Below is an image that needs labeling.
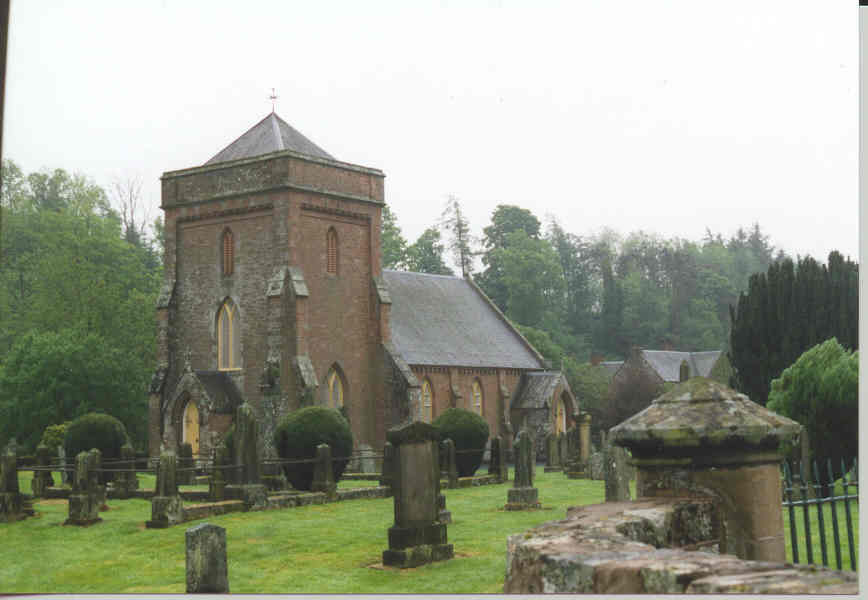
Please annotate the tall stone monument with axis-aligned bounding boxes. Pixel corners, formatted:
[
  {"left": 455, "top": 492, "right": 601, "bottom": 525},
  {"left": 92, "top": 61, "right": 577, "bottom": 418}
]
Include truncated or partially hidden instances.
[
  {"left": 146, "top": 450, "right": 184, "bottom": 528},
  {"left": 505, "top": 430, "right": 540, "bottom": 510}
]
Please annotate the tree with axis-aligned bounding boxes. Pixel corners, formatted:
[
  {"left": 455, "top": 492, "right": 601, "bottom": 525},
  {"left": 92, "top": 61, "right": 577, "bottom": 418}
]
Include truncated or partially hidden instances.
[
  {"left": 729, "top": 252, "right": 858, "bottom": 406},
  {"left": 440, "top": 195, "right": 476, "bottom": 277},
  {"left": 478, "top": 205, "right": 542, "bottom": 310},
  {"left": 381, "top": 203, "right": 408, "bottom": 269},
  {"left": 405, "top": 227, "right": 453, "bottom": 275},
  {"left": 768, "top": 338, "right": 858, "bottom": 491}
]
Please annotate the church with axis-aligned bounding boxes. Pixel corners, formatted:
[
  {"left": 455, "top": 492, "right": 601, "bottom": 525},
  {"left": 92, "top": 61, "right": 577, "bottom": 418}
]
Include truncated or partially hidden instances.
[{"left": 148, "top": 112, "right": 576, "bottom": 463}]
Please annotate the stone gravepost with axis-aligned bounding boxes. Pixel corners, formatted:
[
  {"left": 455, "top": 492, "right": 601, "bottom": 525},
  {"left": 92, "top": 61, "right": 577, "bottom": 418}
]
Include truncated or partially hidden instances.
[
  {"left": 226, "top": 402, "right": 268, "bottom": 511},
  {"left": 544, "top": 432, "right": 560, "bottom": 472},
  {"left": 609, "top": 377, "right": 801, "bottom": 562},
  {"left": 178, "top": 442, "right": 194, "bottom": 486},
  {"left": 31, "top": 443, "right": 55, "bottom": 497},
  {"left": 146, "top": 450, "right": 184, "bottom": 528},
  {"left": 1, "top": 442, "right": 33, "bottom": 522},
  {"left": 603, "top": 435, "right": 631, "bottom": 501},
  {"left": 382, "top": 422, "right": 453, "bottom": 568},
  {"left": 186, "top": 523, "right": 229, "bottom": 593},
  {"left": 311, "top": 443, "right": 337, "bottom": 500},
  {"left": 579, "top": 413, "right": 592, "bottom": 465},
  {"left": 57, "top": 446, "right": 69, "bottom": 485},
  {"left": 113, "top": 443, "right": 139, "bottom": 499},
  {"left": 488, "top": 435, "right": 508, "bottom": 483},
  {"left": 378, "top": 441, "right": 394, "bottom": 491},
  {"left": 441, "top": 438, "right": 458, "bottom": 489},
  {"left": 563, "top": 425, "right": 585, "bottom": 479},
  {"left": 209, "top": 443, "right": 229, "bottom": 502},
  {"left": 65, "top": 449, "right": 103, "bottom": 526},
  {"left": 505, "top": 430, "right": 540, "bottom": 510}
]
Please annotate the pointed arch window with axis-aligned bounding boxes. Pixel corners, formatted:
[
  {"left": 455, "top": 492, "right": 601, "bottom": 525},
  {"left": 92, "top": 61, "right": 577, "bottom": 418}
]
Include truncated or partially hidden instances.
[
  {"left": 422, "top": 379, "right": 433, "bottom": 422},
  {"left": 217, "top": 300, "right": 241, "bottom": 370},
  {"left": 327, "top": 368, "right": 344, "bottom": 409},
  {"left": 326, "top": 227, "right": 338, "bottom": 274},
  {"left": 472, "top": 380, "right": 483, "bottom": 416},
  {"left": 222, "top": 229, "right": 234, "bottom": 276}
]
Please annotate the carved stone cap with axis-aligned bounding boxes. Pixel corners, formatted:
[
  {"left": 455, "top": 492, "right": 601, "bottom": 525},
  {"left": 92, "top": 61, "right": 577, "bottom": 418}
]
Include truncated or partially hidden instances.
[
  {"left": 387, "top": 421, "right": 441, "bottom": 447},
  {"left": 609, "top": 377, "right": 801, "bottom": 457}
]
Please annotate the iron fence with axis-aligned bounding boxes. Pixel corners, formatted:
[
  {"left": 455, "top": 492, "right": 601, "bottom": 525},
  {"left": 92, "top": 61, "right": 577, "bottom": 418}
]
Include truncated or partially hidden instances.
[{"left": 781, "top": 457, "right": 858, "bottom": 571}]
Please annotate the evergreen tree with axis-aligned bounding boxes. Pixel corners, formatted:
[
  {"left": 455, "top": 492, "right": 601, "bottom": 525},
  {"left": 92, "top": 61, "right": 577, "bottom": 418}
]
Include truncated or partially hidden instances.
[
  {"left": 381, "top": 203, "right": 408, "bottom": 269},
  {"left": 440, "top": 195, "right": 476, "bottom": 277},
  {"left": 405, "top": 228, "right": 453, "bottom": 275}
]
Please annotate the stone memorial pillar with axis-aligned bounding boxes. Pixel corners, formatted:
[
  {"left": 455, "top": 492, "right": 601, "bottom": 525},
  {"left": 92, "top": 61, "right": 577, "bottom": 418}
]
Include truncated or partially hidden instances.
[
  {"left": 544, "top": 432, "right": 560, "bottom": 472},
  {"left": 563, "top": 425, "right": 585, "bottom": 479},
  {"left": 311, "top": 444, "right": 336, "bottom": 500},
  {"left": 610, "top": 377, "right": 801, "bottom": 562},
  {"left": 603, "top": 435, "right": 631, "bottom": 502},
  {"left": 382, "top": 422, "right": 453, "bottom": 568},
  {"left": 146, "top": 450, "right": 184, "bottom": 528},
  {"left": 378, "top": 441, "right": 394, "bottom": 491},
  {"left": 113, "top": 443, "right": 139, "bottom": 499},
  {"left": 505, "top": 430, "right": 540, "bottom": 510},
  {"left": 487, "top": 435, "right": 508, "bottom": 483},
  {"left": 178, "top": 442, "right": 194, "bottom": 486},
  {"left": 579, "top": 413, "right": 591, "bottom": 465},
  {"left": 441, "top": 438, "right": 458, "bottom": 489},
  {"left": 65, "top": 449, "right": 103, "bottom": 526},
  {"left": 58, "top": 446, "right": 69, "bottom": 485},
  {"left": 226, "top": 402, "right": 267, "bottom": 510},
  {"left": 31, "top": 443, "right": 55, "bottom": 497},
  {"left": 186, "top": 523, "right": 229, "bottom": 593},
  {"left": 1, "top": 442, "right": 34, "bottom": 522},
  {"left": 209, "top": 443, "right": 229, "bottom": 502}
]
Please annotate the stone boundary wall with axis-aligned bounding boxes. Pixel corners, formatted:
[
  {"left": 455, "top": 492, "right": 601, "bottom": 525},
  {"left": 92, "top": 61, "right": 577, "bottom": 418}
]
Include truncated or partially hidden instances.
[{"left": 504, "top": 498, "right": 857, "bottom": 594}]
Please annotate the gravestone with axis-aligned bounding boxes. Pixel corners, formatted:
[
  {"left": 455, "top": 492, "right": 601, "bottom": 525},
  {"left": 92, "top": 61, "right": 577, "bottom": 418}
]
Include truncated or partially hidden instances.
[
  {"left": 441, "top": 439, "right": 458, "bottom": 489},
  {"left": 226, "top": 402, "right": 267, "bottom": 510},
  {"left": 544, "top": 432, "right": 560, "bottom": 472},
  {"left": 505, "top": 430, "right": 540, "bottom": 510},
  {"left": 113, "top": 443, "right": 139, "bottom": 499},
  {"left": 178, "top": 443, "right": 194, "bottom": 486},
  {"left": 488, "top": 436, "right": 508, "bottom": 483},
  {"left": 603, "top": 439, "right": 631, "bottom": 501},
  {"left": 558, "top": 433, "right": 568, "bottom": 474},
  {"left": 146, "top": 450, "right": 184, "bottom": 528},
  {"left": 311, "top": 443, "right": 337, "bottom": 500},
  {"left": 382, "top": 422, "right": 453, "bottom": 568},
  {"left": 210, "top": 443, "right": 229, "bottom": 501},
  {"left": 563, "top": 425, "right": 585, "bottom": 479},
  {"left": 587, "top": 451, "right": 605, "bottom": 481},
  {"left": 65, "top": 449, "right": 103, "bottom": 526},
  {"left": 58, "top": 446, "right": 69, "bottom": 485},
  {"left": 31, "top": 443, "right": 55, "bottom": 497},
  {"left": 186, "top": 523, "right": 229, "bottom": 593},
  {"left": 1, "top": 440, "right": 34, "bottom": 522},
  {"left": 378, "top": 441, "right": 394, "bottom": 491}
]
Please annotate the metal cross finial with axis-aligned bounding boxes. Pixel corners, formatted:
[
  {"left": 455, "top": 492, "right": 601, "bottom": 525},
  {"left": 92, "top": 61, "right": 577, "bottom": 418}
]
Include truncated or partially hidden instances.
[{"left": 269, "top": 88, "right": 278, "bottom": 113}]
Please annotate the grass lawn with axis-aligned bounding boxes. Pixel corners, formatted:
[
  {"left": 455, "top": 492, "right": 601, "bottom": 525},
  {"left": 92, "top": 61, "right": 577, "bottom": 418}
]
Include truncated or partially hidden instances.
[
  {"left": 3, "top": 468, "right": 603, "bottom": 594},
  {"left": 782, "top": 500, "right": 860, "bottom": 571}
]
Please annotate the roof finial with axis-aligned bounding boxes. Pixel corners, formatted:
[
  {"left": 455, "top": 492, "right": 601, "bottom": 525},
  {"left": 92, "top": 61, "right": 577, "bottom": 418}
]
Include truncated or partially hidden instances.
[{"left": 269, "top": 88, "right": 278, "bottom": 113}]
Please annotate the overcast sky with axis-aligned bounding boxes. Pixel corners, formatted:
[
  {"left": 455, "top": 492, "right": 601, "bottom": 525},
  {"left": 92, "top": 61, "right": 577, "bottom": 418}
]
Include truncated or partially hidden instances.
[{"left": 3, "top": 1, "right": 859, "bottom": 265}]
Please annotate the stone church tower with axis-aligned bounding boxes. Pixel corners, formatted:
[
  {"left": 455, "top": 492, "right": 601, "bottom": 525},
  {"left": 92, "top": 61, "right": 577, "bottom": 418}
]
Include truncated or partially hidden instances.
[
  {"left": 149, "top": 111, "right": 577, "bottom": 463},
  {"left": 149, "top": 112, "right": 396, "bottom": 460}
]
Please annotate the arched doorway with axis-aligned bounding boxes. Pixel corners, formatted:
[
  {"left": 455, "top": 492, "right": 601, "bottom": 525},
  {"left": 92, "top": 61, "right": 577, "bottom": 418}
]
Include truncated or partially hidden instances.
[{"left": 183, "top": 399, "right": 200, "bottom": 455}]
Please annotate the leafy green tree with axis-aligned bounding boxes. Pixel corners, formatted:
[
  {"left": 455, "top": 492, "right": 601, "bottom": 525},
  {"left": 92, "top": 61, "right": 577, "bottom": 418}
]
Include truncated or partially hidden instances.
[
  {"left": 381, "top": 203, "right": 408, "bottom": 269},
  {"left": 478, "top": 204, "right": 542, "bottom": 310},
  {"left": 547, "top": 221, "right": 595, "bottom": 350},
  {"left": 768, "top": 338, "right": 858, "bottom": 490},
  {"left": 0, "top": 329, "right": 148, "bottom": 452},
  {"left": 440, "top": 195, "right": 476, "bottom": 276},
  {"left": 405, "top": 227, "right": 453, "bottom": 275}
]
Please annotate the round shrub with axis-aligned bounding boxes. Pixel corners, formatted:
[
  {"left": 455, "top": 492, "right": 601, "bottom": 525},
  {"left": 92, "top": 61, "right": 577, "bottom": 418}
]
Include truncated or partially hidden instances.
[
  {"left": 64, "top": 412, "right": 130, "bottom": 483},
  {"left": 432, "top": 408, "right": 489, "bottom": 477},
  {"left": 273, "top": 406, "right": 353, "bottom": 491},
  {"left": 40, "top": 422, "right": 70, "bottom": 452}
]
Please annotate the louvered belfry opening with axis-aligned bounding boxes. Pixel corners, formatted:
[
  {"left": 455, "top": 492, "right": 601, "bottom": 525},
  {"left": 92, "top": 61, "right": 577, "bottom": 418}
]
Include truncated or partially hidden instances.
[
  {"left": 327, "top": 227, "right": 338, "bottom": 274},
  {"left": 222, "top": 229, "right": 234, "bottom": 276}
]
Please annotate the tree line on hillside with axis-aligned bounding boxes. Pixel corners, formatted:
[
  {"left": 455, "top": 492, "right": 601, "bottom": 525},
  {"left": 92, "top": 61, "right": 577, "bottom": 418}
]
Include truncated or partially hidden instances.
[{"left": 0, "top": 159, "right": 162, "bottom": 451}]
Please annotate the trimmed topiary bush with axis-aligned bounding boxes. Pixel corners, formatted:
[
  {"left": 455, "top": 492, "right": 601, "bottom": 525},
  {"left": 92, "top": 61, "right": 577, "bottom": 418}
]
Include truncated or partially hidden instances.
[
  {"left": 273, "top": 406, "right": 353, "bottom": 491},
  {"left": 432, "top": 408, "right": 489, "bottom": 477},
  {"left": 40, "top": 422, "right": 70, "bottom": 453},
  {"left": 64, "top": 412, "right": 130, "bottom": 483}
]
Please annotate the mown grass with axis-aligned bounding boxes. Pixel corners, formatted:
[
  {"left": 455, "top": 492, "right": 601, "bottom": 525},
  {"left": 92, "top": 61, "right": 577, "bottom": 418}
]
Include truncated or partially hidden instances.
[
  {"left": 4, "top": 468, "right": 602, "bottom": 594},
  {"left": 782, "top": 498, "right": 859, "bottom": 571}
]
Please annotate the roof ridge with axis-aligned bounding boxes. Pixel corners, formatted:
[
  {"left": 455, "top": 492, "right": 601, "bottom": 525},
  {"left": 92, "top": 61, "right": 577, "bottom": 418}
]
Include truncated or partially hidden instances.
[{"left": 384, "top": 269, "right": 461, "bottom": 280}]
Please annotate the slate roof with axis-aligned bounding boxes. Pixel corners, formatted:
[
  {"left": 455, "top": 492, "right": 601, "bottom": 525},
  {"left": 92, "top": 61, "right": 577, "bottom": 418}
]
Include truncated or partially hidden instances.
[
  {"left": 205, "top": 112, "right": 334, "bottom": 165},
  {"left": 194, "top": 370, "right": 245, "bottom": 414},
  {"left": 640, "top": 350, "right": 723, "bottom": 382},
  {"left": 383, "top": 270, "right": 545, "bottom": 369},
  {"left": 599, "top": 361, "right": 624, "bottom": 378},
  {"left": 512, "top": 371, "right": 570, "bottom": 410}
]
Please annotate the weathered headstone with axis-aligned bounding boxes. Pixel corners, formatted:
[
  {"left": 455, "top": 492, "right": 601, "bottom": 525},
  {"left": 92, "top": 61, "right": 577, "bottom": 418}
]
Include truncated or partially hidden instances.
[
  {"left": 226, "top": 402, "right": 267, "bottom": 510},
  {"left": 563, "top": 425, "right": 585, "bottom": 479},
  {"left": 146, "top": 450, "right": 184, "bottom": 528},
  {"left": 441, "top": 438, "right": 458, "bottom": 489},
  {"left": 1, "top": 441, "right": 34, "bottom": 522},
  {"left": 65, "top": 449, "right": 103, "bottom": 526},
  {"left": 587, "top": 451, "right": 605, "bottom": 480},
  {"left": 544, "top": 432, "right": 560, "bottom": 472},
  {"left": 603, "top": 439, "right": 631, "bottom": 502},
  {"left": 487, "top": 435, "right": 508, "bottom": 482},
  {"left": 186, "top": 523, "right": 229, "bottom": 593},
  {"left": 112, "top": 443, "right": 139, "bottom": 499},
  {"left": 31, "top": 443, "right": 55, "bottom": 497},
  {"left": 382, "top": 422, "right": 453, "bottom": 568},
  {"left": 209, "top": 443, "right": 229, "bottom": 502},
  {"left": 311, "top": 443, "right": 337, "bottom": 500},
  {"left": 505, "top": 430, "right": 540, "bottom": 510},
  {"left": 58, "top": 445, "right": 69, "bottom": 485},
  {"left": 178, "top": 442, "right": 194, "bottom": 486},
  {"left": 378, "top": 441, "right": 394, "bottom": 491}
]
